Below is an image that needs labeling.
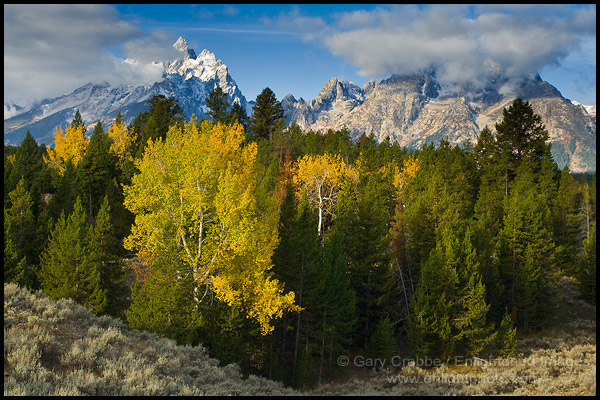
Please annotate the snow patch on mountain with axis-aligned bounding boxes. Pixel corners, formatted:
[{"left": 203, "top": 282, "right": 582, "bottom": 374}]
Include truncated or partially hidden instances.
[{"left": 571, "top": 100, "right": 596, "bottom": 118}]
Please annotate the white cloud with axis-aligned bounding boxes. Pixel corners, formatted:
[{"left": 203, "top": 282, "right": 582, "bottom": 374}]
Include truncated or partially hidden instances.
[
  {"left": 278, "top": 4, "right": 596, "bottom": 94},
  {"left": 262, "top": 5, "right": 329, "bottom": 40},
  {"left": 3, "top": 4, "right": 171, "bottom": 108},
  {"left": 3, "top": 4, "right": 595, "bottom": 110},
  {"left": 120, "top": 29, "right": 182, "bottom": 63}
]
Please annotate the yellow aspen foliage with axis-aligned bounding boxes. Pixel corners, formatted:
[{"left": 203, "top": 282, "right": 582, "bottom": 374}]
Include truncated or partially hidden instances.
[
  {"left": 393, "top": 154, "right": 420, "bottom": 189},
  {"left": 293, "top": 153, "right": 358, "bottom": 235},
  {"left": 123, "top": 119, "right": 299, "bottom": 335},
  {"left": 44, "top": 124, "right": 88, "bottom": 174},
  {"left": 108, "top": 118, "right": 136, "bottom": 167},
  {"left": 354, "top": 153, "right": 367, "bottom": 175},
  {"left": 5, "top": 153, "right": 16, "bottom": 168}
]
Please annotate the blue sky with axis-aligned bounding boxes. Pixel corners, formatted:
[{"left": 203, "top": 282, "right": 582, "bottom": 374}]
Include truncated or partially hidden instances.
[{"left": 4, "top": 4, "right": 596, "bottom": 114}]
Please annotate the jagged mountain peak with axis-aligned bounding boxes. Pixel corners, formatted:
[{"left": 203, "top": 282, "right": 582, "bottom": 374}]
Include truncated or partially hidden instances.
[
  {"left": 173, "top": 36, "right": 187, "bottom": 50},
  {"left": 197, "top": 48, "right": 218, "bottom": 62},
  {"left": 162, "top": 38, "right": 229, "bottom": 84},
  {"left": 282, "top": 93, "right": 296, "bottom": 103},
  {"left": 379, "top": 70, "right": 440, "bottom": 95},
  {"left": 315, "top": 78, "right": 363, "bottom": 104},
  {"left": 173, "top": 36, "right": 196, "bottom": 59}
]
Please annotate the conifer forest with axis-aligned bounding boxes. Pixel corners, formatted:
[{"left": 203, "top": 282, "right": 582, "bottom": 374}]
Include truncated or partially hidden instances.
[{"left": 4, "top": 90, "right": 596, "bottom": 390}]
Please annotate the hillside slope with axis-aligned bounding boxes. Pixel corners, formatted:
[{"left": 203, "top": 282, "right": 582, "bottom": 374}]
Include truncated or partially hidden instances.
[
  {"left": 3, "top": 283, "right": 298, "bottom": 396},
  {"left": 4, "top": 277, "right": 595, "bottom": 396}
]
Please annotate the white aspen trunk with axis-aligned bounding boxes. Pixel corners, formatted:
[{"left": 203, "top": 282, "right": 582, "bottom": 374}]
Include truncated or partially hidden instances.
[
  {"left": 318, "top": 206, "right": 323, "bottom": 236},
  {"left": 317, "top": 184, "right": 323, "bottom": 236}
]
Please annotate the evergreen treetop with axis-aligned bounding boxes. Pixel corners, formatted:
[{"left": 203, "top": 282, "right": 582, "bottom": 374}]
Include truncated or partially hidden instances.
[{"left": 249, "top": 87, "right": 285, "bottom": 141}]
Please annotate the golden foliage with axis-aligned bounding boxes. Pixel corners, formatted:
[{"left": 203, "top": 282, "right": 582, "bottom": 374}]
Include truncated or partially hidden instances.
[
  {"left": 393, "top": 154, "right": 420, "bottom": 189},
  {"left": 5, "top": 153, "right": 16, "bottom": 168},
  {"left": 123, "top": 120, "right": 298, "bottom": 334},
  {"left": 43, "top": 125, "right": 88, "bottom": 174},
  {"left": 292, "top": 153, "right": 358, "bottom": 234},
  {"left": 108, "top": 119, "right": 136, "bottom": 167},
  {"left": 294, "top": 153, "right": 358, "bottom": 192}
]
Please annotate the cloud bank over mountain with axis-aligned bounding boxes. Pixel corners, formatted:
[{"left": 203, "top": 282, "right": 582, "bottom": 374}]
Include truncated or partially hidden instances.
[
  {"left": 3, "top": 4, "right": 178, "bottom": 109},
  {"left": 269, "top": 4, "right": 596, "bottom": 96}
]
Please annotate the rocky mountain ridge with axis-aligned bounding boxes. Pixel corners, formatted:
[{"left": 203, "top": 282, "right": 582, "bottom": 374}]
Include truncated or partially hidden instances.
[{"left": 282, "top": 72, "right": 596, "bottom": 172}]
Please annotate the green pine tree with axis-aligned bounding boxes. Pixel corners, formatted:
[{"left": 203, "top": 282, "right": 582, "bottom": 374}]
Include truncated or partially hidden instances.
[
  {"left": 70, "top": 109, "right": 86, "bottom": 133},
  {"left": 494, "top": 308, "right": 517, "bottom": 358},
  {"left": 577, "top": 222, "right": 596, "bottom": 304},
  {"left": 228, "top": 101, "right": 248, "bottom": 129},
  {"left": 86, "top": 195, "right": 128, "bottom": 317},
  {"left": 248, "top": 87, "right": 284, "bottom": 141},
  {"left": 48, "top": 157, "right": 79, "bottom": 220},
  {"left": 472, "top": 129, "right": 507, "bottom": 323},
  {"left": 6, "top": 179, "right": 35, "bottom": 262},
  {"left": 4, "top": 207, "right": 26, "bottom": 286},
  {"left": 39, "top": 197, "right": 106, "bottom": 313},
  {"left": 205, "top": 87, "right": 230, "bottom": 123},
  {"left": 407, "top": 243, "right": 456, "bottom": 361},
  {"left": 332, "top": 172, "right": 394, "bottom": 347},
  {"left": 295, "top": 343, "right": 318, "bottom": 390},
  {"left": 453, "top": 228, "right": 497, "bottom": 357},
  {"left": 77, "top": 121, "right": 119, "bottom": 223},
  {"left": 135, "top": 95, "right": 184, "bottom": 157},
  {"left": 306, "top": 234, "right": 357, "bottom": 384},
  {"left": 287, "top": 192, "right": 322, "bottom": 381},
  {"left": 5, "top": 131, "right": 50, "bottom": 208},
  {"left": 32, "top": 207, "right": 54, "bottom": 284},
  {"left": 5, "top": 179, "right": 37, "bottom": 288},
  {"left": 368, "top": 316, "right": 397, "bottom": 368},
  {"left": 125, "top": 249, "right": 202, "bottom": 344},
  {"left": 494, "top": 97, "right": 549, "bottom": 181},
  {"left": 497, "top": 163, "right": 555, "bottom": 331},
  {"left": 553, "top": 166, "right": 582, "bottom": 276}
]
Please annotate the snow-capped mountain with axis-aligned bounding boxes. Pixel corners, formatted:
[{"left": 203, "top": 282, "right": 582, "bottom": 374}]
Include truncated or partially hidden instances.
[
  {"left": 282, "top": 72, "right": 596, "bottom": 173},
  {"left": 4, "top": 37, "right": 250, "bottom": 146}
]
